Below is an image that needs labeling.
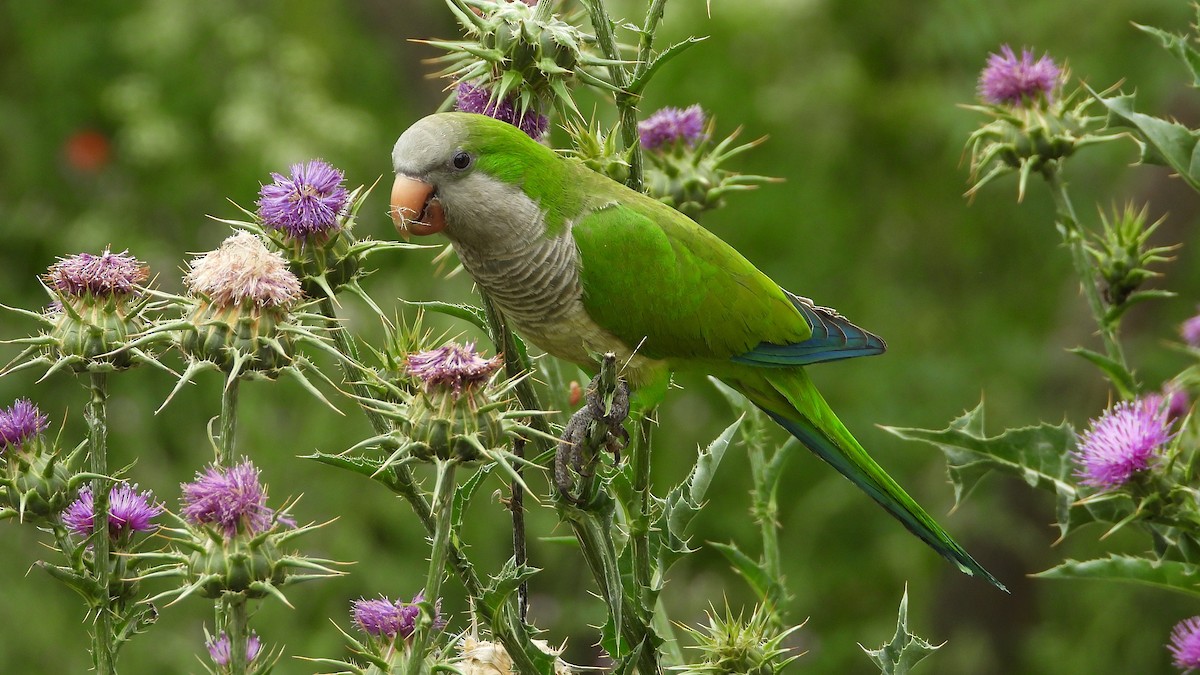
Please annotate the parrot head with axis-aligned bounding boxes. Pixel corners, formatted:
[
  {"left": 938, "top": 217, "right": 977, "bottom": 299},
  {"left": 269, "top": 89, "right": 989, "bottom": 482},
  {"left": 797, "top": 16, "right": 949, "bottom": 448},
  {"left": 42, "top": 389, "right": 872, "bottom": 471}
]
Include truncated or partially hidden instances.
[{"left": 389, "top": 113, "right": 560, "bottom": 247}]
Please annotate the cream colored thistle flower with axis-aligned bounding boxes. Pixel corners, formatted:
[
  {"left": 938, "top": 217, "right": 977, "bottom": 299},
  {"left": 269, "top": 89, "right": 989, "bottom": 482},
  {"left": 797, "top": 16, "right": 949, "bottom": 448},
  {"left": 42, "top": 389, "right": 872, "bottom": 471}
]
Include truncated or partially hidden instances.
[{"left": 457, "top": 637, "right": 573, "bottom": 674}]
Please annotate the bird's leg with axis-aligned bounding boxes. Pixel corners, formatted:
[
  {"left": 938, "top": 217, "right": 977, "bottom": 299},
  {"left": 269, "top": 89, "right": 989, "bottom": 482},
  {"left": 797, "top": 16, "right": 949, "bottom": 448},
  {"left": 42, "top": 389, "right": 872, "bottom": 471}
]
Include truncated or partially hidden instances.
[{"left": 554, "top": 354, "right": 630, "bottom": 504}]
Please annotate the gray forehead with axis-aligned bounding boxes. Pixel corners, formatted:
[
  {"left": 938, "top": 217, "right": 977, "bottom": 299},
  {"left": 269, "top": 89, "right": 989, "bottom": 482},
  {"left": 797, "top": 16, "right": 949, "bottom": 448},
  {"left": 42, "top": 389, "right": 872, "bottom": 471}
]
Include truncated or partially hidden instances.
[{"left": 391, "top": 115, "right": 461, "bottom": 175}]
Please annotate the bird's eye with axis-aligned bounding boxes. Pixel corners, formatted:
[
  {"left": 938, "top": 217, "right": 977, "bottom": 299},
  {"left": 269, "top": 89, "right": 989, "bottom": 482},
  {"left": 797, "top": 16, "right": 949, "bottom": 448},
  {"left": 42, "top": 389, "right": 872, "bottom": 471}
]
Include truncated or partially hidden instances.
[{"left": 451, "top": 151, "right": 473, "bottom": 171}]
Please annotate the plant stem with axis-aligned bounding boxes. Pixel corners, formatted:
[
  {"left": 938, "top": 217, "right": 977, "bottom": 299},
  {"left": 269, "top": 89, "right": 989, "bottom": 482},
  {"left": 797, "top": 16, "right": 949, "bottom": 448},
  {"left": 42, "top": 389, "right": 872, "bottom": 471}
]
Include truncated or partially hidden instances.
[
  {"left": 1043, "top": 166, "right": 1129, "bottom": 375},
  {"left": 219, "top": 378, "right": 240, "bottom": 466},
  {"left": 479, "top": 292, "right": 550, "bottom": 622},
  {"left": 407, "top": 459, "right": 457, "bottom": 674},
  {"left": 315, "top": 296, "right": 551, "bottom": 672},
  {"left": 227, "top": 593, "right": 250, "bottom": 675},
  {"left": 580, "top": 0, "right": 647, "bottom": 192},
  {"left": 85, "top": 371, "right": 116, "bottom": 675},
  {"left": 629, "top": 413, "right": 654, "bottom": 609}
]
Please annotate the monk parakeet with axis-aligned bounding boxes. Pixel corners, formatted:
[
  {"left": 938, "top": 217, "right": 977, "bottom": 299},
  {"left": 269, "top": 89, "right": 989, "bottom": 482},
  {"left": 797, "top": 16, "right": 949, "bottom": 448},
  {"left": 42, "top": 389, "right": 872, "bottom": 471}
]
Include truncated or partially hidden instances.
[{"left": 389, "top": 112, "right": 1005, "bottom": 591}]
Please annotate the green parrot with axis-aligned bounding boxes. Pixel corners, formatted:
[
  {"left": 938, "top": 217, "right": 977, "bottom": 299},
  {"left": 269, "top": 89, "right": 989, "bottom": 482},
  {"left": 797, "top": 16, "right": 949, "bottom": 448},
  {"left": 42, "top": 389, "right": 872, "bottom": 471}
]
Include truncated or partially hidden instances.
[{"left": 389, "top": 112, "right": 1005, "bottom": 591}]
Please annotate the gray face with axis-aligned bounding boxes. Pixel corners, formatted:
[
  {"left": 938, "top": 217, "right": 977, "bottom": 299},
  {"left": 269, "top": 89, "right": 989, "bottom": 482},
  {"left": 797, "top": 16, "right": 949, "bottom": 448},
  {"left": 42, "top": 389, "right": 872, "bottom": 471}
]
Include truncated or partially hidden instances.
[
  {"left": 390, "top": 114, "right": 544, "bottom": 249},
  {"left": 391, "top": 114, "right": 465, "bottom": 180}
]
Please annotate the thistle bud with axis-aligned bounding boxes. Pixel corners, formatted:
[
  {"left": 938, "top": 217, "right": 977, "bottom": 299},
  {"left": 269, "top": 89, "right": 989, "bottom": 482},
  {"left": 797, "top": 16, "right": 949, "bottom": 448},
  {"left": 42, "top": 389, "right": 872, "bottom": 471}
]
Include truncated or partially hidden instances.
[
  {"left": 0, "top": 398, "right": 81, "bottom": 521},
  {"left": 430, "top": 0, "right": 625, "bottom": 125},
  {"left": 963, "top": 46, "right": 1119, "bottom": 200},
  {"left": 1084, "top": 203, "right": 1174, "bottom": 308},
  {"left": 403, "top": 343, "right": 507, "bottom": 462},
  {"left": 139, "top": 460, "right": 342, "bottom": 605},
  {"left": 639, "top": 105, "right": 777, "bottom": 217},
  {"left": 181, "top": 232, "right": 302, "bottom": 376},
  {"left": 563, "top": 117, "right": 631, "bottom": 184},
  {"left": 672, "top": 604, "right": 801, "bottom": 675},
  {"left": 42, "top": 249, "right": 152, "bottom": 370}
]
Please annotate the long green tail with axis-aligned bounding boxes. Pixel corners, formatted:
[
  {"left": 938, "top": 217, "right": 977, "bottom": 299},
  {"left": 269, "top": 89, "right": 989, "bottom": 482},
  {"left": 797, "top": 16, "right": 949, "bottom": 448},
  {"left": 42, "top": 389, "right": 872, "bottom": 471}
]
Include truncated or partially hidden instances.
[{"left": 729, "top": 368, "right": 1007, "bottom": 592}]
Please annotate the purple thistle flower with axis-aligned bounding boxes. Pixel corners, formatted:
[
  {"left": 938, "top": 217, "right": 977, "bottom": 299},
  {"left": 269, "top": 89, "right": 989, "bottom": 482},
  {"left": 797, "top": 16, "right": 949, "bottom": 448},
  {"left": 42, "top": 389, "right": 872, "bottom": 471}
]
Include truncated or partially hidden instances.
[
  {"left": 1182, "top": 310, "right": 1200, "bottom": 348},
  {"left": 1142, "top": 387, "right": 1190, "bottom": 423},
  {"left": 455, "top": 82, "right": 549, "bottom": 139},
  {"left": 0, "top": 398, "right": 49, "bottom": 451},
  {"left": 181, "top": 460, "right": 289, "bottom": 537},
  {"left": 977, "top": 45, "right": 1061, "bottom": 106},
  {"left": 1170, "top": 617, "right": 1200, "bottom": 672},
  {"left": 62, "top": 484, "right": 163, "bottom": 538},
  {"left": 206, "top": 631, "right": 262, "bottom": 667},
  {"left": 352, "top": 597, "right": 404, "bottom": 638},
  {"left": 406, "top": 342, "right": 502, "bottom": 397},
  {"left": 352, "top": 593, "right": 444, "bottom": 640},
  {"left": 185, "top": 232, "right": 302, "bottom": 309},
  {"left": 44, "top": 249, "right": 148, "bottom": 298},
  {"left": 1073, "top": 400, "right": 1173, "bottom": 489},
  {"left": 256, "top": 159, "right": 349, "bottom": 239},
  {"left": 399, "top": 592, "right": 445, "bottom": 638},
  {"left": 638, "top": 105, "right": 707, "bottom": 152}
]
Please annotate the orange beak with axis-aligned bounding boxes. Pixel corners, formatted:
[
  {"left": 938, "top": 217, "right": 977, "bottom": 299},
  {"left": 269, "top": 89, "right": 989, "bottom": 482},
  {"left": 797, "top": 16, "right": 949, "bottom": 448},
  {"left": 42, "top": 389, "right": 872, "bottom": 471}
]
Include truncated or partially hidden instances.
[{"left": 390, "top": 175, "right": 446, "bottom": 238}]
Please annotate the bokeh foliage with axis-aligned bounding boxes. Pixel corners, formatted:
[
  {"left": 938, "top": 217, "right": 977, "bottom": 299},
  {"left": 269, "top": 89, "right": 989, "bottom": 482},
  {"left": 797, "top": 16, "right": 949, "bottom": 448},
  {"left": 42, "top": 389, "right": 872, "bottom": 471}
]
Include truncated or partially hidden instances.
[{"left": 0, "top": 0, "right": 1196, "bottom": 672}]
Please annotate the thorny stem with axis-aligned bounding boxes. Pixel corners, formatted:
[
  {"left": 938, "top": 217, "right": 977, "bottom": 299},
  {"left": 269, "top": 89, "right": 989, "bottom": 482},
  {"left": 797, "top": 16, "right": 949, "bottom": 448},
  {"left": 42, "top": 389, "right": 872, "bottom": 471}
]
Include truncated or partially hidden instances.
[
  {"left": 407, "top": 459, "right": 457, "bottom": 674},
  {"left": 218, "top": 378, "right": 239, "bottom": 466},
  {"left": 1043, "top": 165, "right": 1131, "bottom": 380},
  {"left": 227, "top": 594, "right": 250, "bottom": 675},
  {"left": 316, "top": 296, "right": 549, "bottom": 673},
  {"left": 629, "top": 413, "right": 655, "bottom": 614},
  {"left": 85, "top": 371, "right": 116, "bottom": 675},
  {"left": 580, "top": 0, "right": 644, "bottom": 192},
  {"left": 748, "top": 437, "right": 789, "bottom": 619},
  {"left": 480, "top": 292, "right": 548, "bottom": 622}
]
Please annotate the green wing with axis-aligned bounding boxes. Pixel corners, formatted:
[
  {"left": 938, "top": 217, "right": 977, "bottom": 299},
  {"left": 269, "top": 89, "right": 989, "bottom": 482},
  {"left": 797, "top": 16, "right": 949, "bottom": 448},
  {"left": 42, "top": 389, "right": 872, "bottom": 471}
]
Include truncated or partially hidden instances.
[{"left": 571, "top": 194, "right": 810, "bottom": 362}]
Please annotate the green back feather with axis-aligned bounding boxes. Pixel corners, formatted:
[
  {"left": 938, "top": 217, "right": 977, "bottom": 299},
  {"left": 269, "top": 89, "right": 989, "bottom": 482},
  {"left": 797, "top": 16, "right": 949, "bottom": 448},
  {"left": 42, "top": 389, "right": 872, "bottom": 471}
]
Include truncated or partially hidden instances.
[{"left": 569, "top": 181, "right": 812, "bottom": 361}]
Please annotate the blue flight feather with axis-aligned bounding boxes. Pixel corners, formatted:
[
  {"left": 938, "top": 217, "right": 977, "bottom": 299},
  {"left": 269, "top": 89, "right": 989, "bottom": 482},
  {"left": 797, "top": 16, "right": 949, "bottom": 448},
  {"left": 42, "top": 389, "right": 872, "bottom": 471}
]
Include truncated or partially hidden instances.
[{"left": 731, "top": 291, "right": 886, "bottom": 367}]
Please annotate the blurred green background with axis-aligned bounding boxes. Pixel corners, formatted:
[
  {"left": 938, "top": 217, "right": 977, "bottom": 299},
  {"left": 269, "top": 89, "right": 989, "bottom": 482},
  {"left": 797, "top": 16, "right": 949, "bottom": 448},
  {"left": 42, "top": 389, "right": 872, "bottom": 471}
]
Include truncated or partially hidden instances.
[{"left": 1, "top": 0, "right": 1197, "bottom": 672}]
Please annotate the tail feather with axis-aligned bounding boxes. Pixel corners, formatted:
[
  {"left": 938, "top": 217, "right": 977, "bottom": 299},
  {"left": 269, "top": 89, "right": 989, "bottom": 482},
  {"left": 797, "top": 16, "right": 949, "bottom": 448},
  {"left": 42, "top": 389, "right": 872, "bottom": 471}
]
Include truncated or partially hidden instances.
[{"left": 731, "top": 369, "right": 1007, "bottom": 592}]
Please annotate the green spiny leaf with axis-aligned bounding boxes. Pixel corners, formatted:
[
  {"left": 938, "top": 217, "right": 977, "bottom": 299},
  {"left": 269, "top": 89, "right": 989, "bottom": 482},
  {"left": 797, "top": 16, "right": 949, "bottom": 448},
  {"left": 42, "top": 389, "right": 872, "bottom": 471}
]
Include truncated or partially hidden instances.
[
  {"left": 1034, "top": 554, "right": 1200, "bottom": 598},
  {"left": 1093, "top": 92, "right": 1200, "bottom": 192},
  {"left": 882, "top": 400, "right": 1120, "bottom": 538},
  {"left": 708, "top": 540, "right": 774, "bottom": 601},
  {"left": 1134, "top": 22, "right": 1200, "bottom": 88},
  {"left": 660, "top": 416, "right": 741, "bottom": 572},
  {"left": 1068, "top": 347, "right": 1136, "bottom": 398},
  {"left": 860, "top": 587, "right": 942, "bottom": 675}
]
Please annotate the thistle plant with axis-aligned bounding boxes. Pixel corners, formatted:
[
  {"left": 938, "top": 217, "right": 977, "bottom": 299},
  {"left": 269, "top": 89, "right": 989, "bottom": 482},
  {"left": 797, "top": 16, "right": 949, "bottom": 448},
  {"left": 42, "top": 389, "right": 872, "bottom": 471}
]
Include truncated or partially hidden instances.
[
  {"left": 0, "top": 2, "right": 963, "bottom": 674},
  {"left": 0, "top": 398, "right": 84, "bottom": 523},
  {"left": 672, "top": 603, "right": 801, "bottom": 675},
  {"left": 637, "top": 105, "right": 778, "bottom": 217},
  {"left": 891, "top": 10, "right": 1200, "bottom": 671}
]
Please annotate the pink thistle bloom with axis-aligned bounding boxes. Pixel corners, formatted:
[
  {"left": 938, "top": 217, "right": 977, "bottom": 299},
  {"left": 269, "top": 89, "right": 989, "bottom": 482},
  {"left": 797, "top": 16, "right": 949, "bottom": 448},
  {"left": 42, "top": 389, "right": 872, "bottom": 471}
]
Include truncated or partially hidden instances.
[
  {"left": 181, "top": 460, "right": 290, "bottom": 537},
  {"left": 0, "top": 399, "right": 49, "bottom": 451},
  {"left": 638, "top": 105, "right": 707, "bottom": 151},
  {"left": 1182, "top": 310, "right": 1200, "bottom": 348},
  {"left": 206, "top": 631, "right": 262, "bottom": 667},
  {"left": 185, "top": 232, "right": 302, "bottom": 309},
  {"left": 977, "top": 45, "right": 1061, "bottom": 106},
  {"left": 1073, "top": 400, "right": 1173, "bottom": 489},
  {"left": 455, "top": 82, "right": 549, "bottom": 139},
  {"left": 1170, "top": 617, "right": 1200, "bottom": 672},
  {"left": 406, "top": 342, "right": 502, "bottom": 397},
  {"left": 351, "top": 593, "right": 443, "bottom": 640},
  {"left": 352, "top": 597, "right": 404, "bottom": 638},
  {"left": 62, "top": 484, "right": 163, "bottom": 538},
  {"left": 257, "top": 159, "right": 349, "bottom": 239},
  {"left": 44, "top": 249, "right": 148, "bottom": 298}
]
